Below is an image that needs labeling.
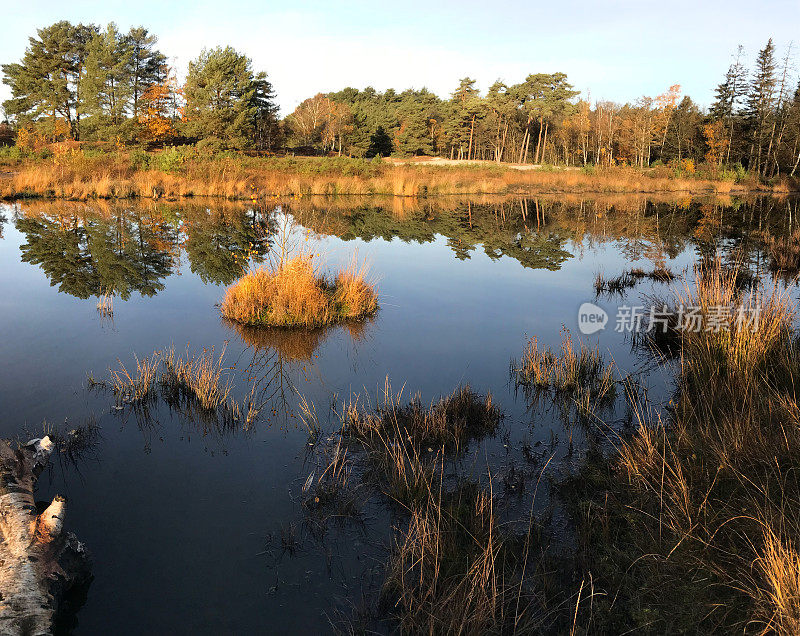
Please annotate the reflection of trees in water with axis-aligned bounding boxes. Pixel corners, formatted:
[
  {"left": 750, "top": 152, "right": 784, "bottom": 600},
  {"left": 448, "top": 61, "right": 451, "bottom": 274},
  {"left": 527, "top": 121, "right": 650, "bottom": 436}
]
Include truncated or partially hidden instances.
[
  {"left": 287, "top": 195, "right": 800, "bottom": 276},
  {"left": 16, "top": 209, "right": 177, "bottom": 299},
  {"left": 226, "top": 317, "right": 374, "bottom": 424},
  {"left": 13, "top": 202, "right": 277, "bottom": 300},
  {"left": 181, "top": 205, "right": 274, "bottom": 285},
  {"left": 13, "top": 196, "right": 799, "bottom": 303}
]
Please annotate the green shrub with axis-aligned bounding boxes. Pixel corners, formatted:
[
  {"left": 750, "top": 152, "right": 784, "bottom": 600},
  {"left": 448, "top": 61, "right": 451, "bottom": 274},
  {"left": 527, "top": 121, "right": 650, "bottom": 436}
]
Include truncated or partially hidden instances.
[
  {"left": 0, "top": 145, "right": 25, "bottom": 163},
  {"left": 155, "top": 146, "right": 186, "bottom": 173},
  {"left": 129, "top": 149, "right": 151, "bottom": 171}
]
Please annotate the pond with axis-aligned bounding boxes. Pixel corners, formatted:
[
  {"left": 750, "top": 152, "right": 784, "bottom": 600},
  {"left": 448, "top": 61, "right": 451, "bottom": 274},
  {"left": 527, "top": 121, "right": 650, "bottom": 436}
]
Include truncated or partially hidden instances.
[{"left": 0, "top": 194, "right": 796, "bottom": 633}]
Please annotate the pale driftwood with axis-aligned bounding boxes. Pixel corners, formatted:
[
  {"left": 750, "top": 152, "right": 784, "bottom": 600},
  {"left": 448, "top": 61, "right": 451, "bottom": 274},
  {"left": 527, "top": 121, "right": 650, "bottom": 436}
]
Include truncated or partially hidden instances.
[{"left": 0, "top": 437, "right": 90, "bottom": 635}]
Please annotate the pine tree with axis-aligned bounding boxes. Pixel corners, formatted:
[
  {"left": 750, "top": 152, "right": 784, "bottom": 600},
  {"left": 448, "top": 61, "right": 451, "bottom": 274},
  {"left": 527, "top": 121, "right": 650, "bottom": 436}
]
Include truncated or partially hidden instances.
[
  {"left": 81, "top": 23, "right": 134, "bottom": 140},
  {"left": 124, "top": 27, "right": 166, "bottom": 119},
  {"left": 252, "top": 72, "right": 280, "bottom": 151},
  {"left": 710, "top": 45, "right": 747, "bottom": 164},
  {"left": 2, "top": 21, "right": 97, "bottom": 140},
  {"left": 183, "top": 46, "right": 265, "bottom": 150},
  {"left": 366, "top": 126, "right": 393, "bottom": 157},
  {"left": 746, "top": 39, "right": 777, "bottom": 175}
]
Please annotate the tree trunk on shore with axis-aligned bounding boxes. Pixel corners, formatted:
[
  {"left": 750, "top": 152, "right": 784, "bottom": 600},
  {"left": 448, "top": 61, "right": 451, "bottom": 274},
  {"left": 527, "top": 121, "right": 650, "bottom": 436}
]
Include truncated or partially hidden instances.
[{"left": 0, "top": 437, "right": 91, "bottom": 635}]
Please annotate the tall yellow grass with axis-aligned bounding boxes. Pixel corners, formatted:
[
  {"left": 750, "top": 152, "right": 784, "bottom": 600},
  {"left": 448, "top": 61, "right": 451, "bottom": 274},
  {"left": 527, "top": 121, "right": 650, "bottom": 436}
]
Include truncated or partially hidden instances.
[
  {"left": 605, "top": 260, "right": 800, "bottom": 632},
  {"left": 0, "top": 153, "right": 786, "bottom": 200},
  {"left": 221, "top": 255, "right": 377, "bottom": 328}
]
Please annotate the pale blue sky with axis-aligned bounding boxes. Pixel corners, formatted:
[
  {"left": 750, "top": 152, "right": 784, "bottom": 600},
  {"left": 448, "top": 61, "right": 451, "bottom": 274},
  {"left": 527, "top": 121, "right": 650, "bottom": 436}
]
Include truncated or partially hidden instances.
[{"left": 1, "top": 0, "right": 798, "bottom": 115}]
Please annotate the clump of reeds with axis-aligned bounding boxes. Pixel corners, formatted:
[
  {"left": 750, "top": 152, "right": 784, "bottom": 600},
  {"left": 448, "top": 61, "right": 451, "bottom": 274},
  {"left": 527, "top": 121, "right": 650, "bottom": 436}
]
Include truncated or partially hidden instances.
[
  {"left": 512, "top": 332, "right": 616, "bottom": 416},
  {"left": 763, "top": 230, "right": 800, "bottom": 279},
  {"left": 340, "top": 379, "right": 500, "bottom": 449},
  {"left": 382, "top": 481, "right": 545, "bottom": 634},
  {"left": 97, "top": 343, "right": 259, "bottom": 429},
  {"left": 220, "top": 255, "right": 378, "bottom": 328},
  {"left": 96, "top": 290, "right": 114, "bottom": 318},
  {"left": 594, "top": 265, "right": 676, "bottom": 297},
  {"left": 161, "top": 344, "right": 233, "bottom": 411},
  {"left": 107, "top": 352, "right": 161, "bottom": 403}
]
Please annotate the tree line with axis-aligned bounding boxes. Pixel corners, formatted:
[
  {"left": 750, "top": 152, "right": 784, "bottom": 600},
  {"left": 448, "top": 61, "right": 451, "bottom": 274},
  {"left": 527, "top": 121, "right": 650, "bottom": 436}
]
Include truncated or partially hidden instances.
[{"left": 3, "top": 22, "right": 800, "bottom": 176}]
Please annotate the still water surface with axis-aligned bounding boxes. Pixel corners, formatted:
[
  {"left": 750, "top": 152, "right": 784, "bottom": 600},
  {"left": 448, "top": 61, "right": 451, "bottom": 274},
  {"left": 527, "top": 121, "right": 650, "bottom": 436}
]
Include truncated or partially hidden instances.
[{"left": 0, "top": 195, "right": 793, "bottom": 633}]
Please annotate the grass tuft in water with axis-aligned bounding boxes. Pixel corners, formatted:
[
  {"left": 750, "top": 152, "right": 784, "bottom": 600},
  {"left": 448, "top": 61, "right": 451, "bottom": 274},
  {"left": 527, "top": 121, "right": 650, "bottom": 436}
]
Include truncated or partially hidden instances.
[
  {"left": 220, "top": 254, "right": 378, "bottom": 328},
  {"left": 512, "top": 331, "right": 616, "bottom": 417}
]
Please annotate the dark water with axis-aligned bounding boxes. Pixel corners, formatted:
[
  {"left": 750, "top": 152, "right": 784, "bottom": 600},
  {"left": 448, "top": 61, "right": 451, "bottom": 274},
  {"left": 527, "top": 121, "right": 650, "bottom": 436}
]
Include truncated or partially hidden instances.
[{"left": 0, "top": 195, "right": 795, "bottom": 634}]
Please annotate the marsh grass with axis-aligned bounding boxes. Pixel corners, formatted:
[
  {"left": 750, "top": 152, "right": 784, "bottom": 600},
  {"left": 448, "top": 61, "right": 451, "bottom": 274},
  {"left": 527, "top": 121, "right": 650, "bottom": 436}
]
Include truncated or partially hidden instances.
[
  {"left": 512, "top": 332, "right": 616, "bottom": 418},
  {"left": 382, "top": 480, "right": 547, "bottom": 634},
  {"left": 220, "top": 255, "right": 378, "bottom": 328},
  {"left": 569, "top": 259, "right": 800, "bottom": 633},
  {"left": 300, "top": 380, "right": 500, "bottom": 515},
  {"left": 97, "top": 343, "right": 259, "bottom": 428},
  {"left": 339, "top": 378, "right": 501, "bottom": 450},
  {"left": 1, "top": 153, "right": 779, "bottom": 200},
  {"left": 296, "top": 380, "right": 565, "bottom": 634},
  {"left": 107, "top": 351, "right": 161, "bottom": 403},
  {"left": 763, "top": 229, "right": 800, "bottom": 280},
  {"left": 161, "top": 344, "right": 234, "bottom": 411},
  {"left": 594, "top": 266, "right": 676, "bottom": 297},
  {"left": 96, "top": 290, "right": 114, "bottom": 317}
]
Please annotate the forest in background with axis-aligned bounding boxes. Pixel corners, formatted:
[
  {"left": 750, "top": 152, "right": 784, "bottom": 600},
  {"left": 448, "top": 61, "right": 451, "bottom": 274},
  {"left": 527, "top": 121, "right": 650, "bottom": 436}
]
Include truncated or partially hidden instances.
[{"left": 2, "top": 21, "right": 800, "bottom": 179}]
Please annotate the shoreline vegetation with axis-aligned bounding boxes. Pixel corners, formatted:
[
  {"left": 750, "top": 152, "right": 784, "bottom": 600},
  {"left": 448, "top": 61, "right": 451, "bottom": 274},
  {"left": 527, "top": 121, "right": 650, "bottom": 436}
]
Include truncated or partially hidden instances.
[
  {"left": 296, "top": 260, "right": 800, "bottom": 632},
  {"left": 0, "top": 153, "right": 796, "bottom": 200}
]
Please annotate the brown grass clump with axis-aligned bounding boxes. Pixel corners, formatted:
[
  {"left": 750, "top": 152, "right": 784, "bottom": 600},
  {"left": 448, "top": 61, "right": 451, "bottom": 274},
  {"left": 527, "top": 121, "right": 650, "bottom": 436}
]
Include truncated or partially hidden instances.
[
  {"left": 512, "top": 332, "right": 616, "bottom": 417},
  {"left": 593, "top": 265, "right": 676, "bottom": 297},
  {"left": 96, "top": 343, "right": 259, "bottom": 428},
  {"left": 383, "top": 482, "right": 545, "bottom": 634},
  {"left": 220, "top": 255, "right": 377, "bottom": 328},
  {"left": 161, "top": 344, "right": 234, "bottom": 411},
  {"left": 107, "top": 352, "right": 161, "bottom": 403},
  {"left": 340, "top": 379, "right": 500, "bottom": 449}
]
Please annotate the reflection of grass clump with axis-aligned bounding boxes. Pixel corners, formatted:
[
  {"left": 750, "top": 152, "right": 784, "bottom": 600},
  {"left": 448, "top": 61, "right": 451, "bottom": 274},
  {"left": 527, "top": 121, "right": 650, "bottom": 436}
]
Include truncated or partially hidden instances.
[
  {"left": 594, "top": 265, "right": 675, "bottom": 296},
  {"left": 220, "top": 255, "right": 378, "bottom": 328}
]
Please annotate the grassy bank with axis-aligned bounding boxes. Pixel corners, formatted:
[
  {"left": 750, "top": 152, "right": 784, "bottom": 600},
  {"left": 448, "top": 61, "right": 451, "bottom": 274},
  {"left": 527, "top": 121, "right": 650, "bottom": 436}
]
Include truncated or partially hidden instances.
[
  {"left": 566, "top": 261, "right": 800, "bottom": 633},
  {"left": 0, "top": 150, "right": 794, "bottom": 199}
]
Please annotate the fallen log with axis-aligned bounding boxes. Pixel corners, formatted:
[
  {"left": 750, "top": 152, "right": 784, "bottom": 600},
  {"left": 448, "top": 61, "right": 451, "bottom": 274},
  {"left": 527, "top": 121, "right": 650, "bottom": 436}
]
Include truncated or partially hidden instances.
[{"left": 0, "top": 437, "right": 91, "bottom": 635}]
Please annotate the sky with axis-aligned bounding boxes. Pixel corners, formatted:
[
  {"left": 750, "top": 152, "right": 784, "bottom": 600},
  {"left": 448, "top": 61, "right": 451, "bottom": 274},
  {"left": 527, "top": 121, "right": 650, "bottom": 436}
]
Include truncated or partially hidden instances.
[{"left": 1, "top": 0, "right": 798, "bottom": 116}]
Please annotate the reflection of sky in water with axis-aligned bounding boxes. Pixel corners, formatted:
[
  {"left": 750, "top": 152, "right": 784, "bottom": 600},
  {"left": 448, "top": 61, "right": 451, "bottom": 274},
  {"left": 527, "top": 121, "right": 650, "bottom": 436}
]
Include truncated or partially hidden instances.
[{"left": 0, "top": 197, "right": 794, "bottom": 633}]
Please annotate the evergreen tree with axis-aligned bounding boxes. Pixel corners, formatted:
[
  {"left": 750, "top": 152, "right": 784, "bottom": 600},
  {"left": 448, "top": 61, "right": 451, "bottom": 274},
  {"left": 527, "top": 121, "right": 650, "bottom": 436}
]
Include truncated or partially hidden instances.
[
  {"left": 746, "top": 39, "right": 777, "bottom": 175},
  {"left": 124, "top": 27, "right": 166, "bottom": 119},
  {"left": 252, "top": 72, "right": 281, "bottom": 151},
  {"left": 2, "top": 21, "right": 97, "bottom": 140},
  {"left": 81, "top": 23, "right": 134, "bottom": 140},
  {"left": 183, "top": 46, "right": 266, "bottom": 149},
  {"left": 710, "top": 46, "right": 748, "bottom": 164},
  {"left": 366, "top": 126, "right": 393, "bottom": 157}
]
